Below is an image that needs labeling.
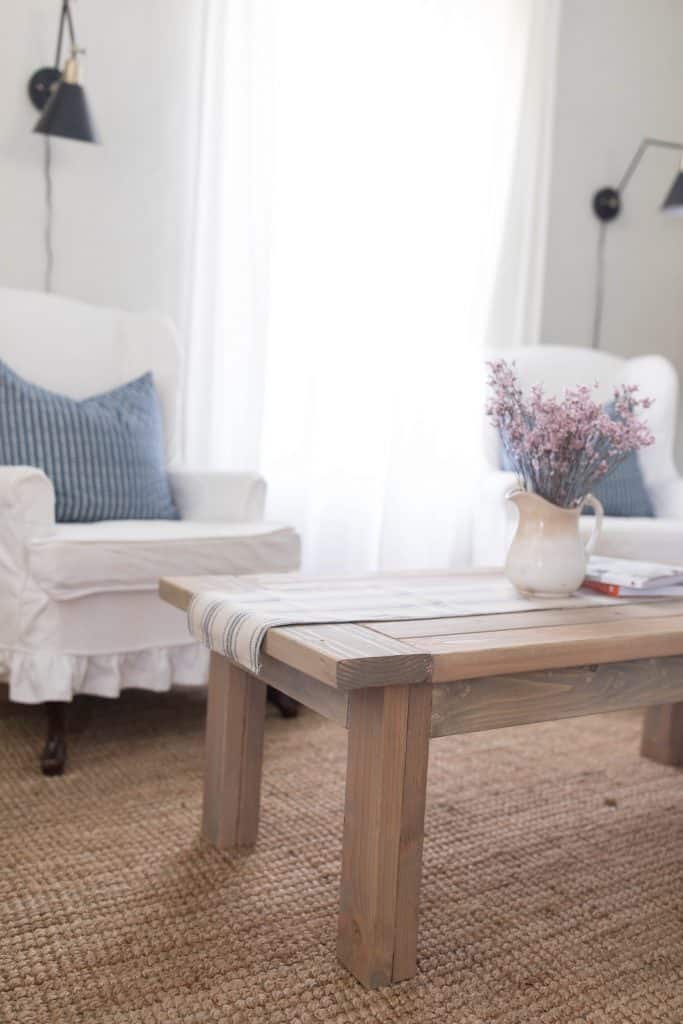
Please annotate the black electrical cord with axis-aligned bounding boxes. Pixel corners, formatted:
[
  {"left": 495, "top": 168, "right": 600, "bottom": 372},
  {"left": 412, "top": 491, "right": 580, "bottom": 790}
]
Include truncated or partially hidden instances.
[
  {"left": 43, "top": 137, "right": 54, "bottom": 293},
  {"left": 590, "top": 222, "right": 607, "bottom": 350},
  {"left": 43, "top": 1, "right": 76, "bottom": 293}
]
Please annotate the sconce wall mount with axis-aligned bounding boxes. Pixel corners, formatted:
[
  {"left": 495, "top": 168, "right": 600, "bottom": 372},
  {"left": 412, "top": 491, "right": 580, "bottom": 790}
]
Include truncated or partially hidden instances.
[
  {"left": 28, "top": 67, "right": 62, "bottom": 111},
  {"left": 591, "top": 138, "right": 683, "bottom": 224},
  {"left": 592, "top": 187, "right": 621, "bottom": 222}
]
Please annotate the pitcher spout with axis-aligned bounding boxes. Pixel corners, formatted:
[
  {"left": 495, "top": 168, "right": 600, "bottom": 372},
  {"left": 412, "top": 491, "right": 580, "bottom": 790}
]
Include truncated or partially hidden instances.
[{"left": 506, "top": 487, "right": 530, "bottom": 509}]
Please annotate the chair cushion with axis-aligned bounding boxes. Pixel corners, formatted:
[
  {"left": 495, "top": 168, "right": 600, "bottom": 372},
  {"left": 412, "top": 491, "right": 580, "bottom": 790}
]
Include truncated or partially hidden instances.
[
  {"left": 0, "top": 360, "right": 178, "bottom": 522},
  {"left": 27, "top": 520, "right": 301, "bottom": 600}
]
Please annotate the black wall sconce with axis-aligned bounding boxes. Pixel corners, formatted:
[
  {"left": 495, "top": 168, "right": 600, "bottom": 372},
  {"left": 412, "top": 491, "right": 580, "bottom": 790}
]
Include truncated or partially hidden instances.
[
  {"left": 591, "top": 137, "right": 683, "bottom": 349},
  {"left": 28, "top": 0, "right": 98, "bottom": 143}
]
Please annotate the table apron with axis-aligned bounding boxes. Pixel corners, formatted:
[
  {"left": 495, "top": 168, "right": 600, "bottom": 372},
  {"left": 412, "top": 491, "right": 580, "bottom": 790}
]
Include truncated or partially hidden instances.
[
  {"left": 257, "top": 653, "right": 350, "bottom": 727},
  {"left": 431, "top": 656, "right": 683, "bottom": 737}
]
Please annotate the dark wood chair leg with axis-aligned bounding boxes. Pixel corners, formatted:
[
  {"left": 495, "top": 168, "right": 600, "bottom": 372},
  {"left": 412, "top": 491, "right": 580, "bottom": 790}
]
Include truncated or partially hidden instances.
[
  {"left": 41, "top": 702, "right": 68, "bottom": 775},
  {"left": 267, "top": 686, "right": 300, "bottom": 718}
]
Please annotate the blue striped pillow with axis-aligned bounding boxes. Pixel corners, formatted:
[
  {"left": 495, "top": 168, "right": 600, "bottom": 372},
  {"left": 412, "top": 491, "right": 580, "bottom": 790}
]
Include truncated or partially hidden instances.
[
  {"left": 585, "top": 453, "right": 654, "bottom": 518},
  {"left": 501, "top": 446, "right": 654, "bottom": 517},
  {"left": 0, "top": 360, "right": 178, "bottom": 522}
]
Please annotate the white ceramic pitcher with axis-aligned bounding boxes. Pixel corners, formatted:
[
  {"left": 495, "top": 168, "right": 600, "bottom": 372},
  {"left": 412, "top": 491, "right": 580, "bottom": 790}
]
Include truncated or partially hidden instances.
[{"left": 505, "top": 490, "right": 603, "bottom": 598}]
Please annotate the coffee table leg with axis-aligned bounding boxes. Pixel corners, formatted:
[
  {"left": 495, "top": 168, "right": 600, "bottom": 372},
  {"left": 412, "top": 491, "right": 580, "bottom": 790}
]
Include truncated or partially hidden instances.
[
  {"left": 337, "top": 684, "right": 432, "bottom": 988},
  {"left": 641, "top": 702, "right": 683, "bottom": 766},
  {"left": 202, "top": 652, "right": 266, "bottom": 849}
]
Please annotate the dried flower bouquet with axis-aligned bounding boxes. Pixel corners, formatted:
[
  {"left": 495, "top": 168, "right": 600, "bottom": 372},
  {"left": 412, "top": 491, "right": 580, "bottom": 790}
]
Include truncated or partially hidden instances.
[{"left": 486, "top": 359, "right": 655, "bottom": 509}]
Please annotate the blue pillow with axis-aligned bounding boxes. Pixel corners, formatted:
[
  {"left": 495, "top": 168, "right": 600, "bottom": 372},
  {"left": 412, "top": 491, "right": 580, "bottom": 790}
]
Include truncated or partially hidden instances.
[
  {"left": 0, "top": 361, "right": 179, "bottom": 523},
  {"left": 500, "top": 447, "right": 654, "bottom": 517},
  {"left": 586, "top": 452, "right": 654, "bottom": 518}
]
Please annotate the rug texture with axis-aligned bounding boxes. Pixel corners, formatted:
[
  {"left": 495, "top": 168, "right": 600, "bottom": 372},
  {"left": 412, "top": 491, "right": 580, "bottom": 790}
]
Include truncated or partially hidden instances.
[{"left": 1, "top": 689, "right": 683, "bottom": 1023}]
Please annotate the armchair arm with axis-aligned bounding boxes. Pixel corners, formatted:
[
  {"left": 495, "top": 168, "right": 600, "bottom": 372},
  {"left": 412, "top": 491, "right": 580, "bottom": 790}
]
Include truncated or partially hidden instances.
[
  {"left": 471, "top": 470, "right": 518, "bottom": 567},
  {"left": 167, "top": 469, "right": 266, "bottom": 522},
  {"left": 0, "top": 466, "right": 55, "bottom": 527},
  {"left": 0, "top": 469, "right": 55, "bottom": 645},
  {"left": 648, "top": 476, "right": 683, "bottom": 519}
]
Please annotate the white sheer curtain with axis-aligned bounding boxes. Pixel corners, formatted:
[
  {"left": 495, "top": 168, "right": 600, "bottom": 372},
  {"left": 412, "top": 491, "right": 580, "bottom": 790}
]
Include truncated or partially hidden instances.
[{"left": 183, "top": 0, "right": 560, "bottom": 572}]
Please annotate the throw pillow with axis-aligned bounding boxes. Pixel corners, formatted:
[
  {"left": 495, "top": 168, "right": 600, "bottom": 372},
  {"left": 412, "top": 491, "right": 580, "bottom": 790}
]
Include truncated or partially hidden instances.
[
  {"left": 500, "top": 447, "right": 654, "bottom": 517},
  {"left": 0, "top": 360, "right": 178, "bottom": 522}
]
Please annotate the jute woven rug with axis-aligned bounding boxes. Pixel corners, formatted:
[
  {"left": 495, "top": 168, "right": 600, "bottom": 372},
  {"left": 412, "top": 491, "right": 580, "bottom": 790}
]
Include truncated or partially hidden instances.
[{"left": 2, "top": 688, "right": 683, "bottom": 1024}]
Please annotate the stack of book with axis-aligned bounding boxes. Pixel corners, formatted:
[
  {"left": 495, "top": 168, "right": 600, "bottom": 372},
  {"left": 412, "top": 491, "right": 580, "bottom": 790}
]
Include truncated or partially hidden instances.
[{"left": 583, "top": 556, "right": 683, "bottom": 598}]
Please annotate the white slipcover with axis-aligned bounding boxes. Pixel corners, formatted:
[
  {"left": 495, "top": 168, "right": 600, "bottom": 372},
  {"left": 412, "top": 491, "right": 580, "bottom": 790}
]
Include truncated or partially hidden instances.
[
  {"left": 472, "top": 346, "right": 683, "bottom": 567},
  {"left": 0, "top": 288, "right": 301, "bottom": 704}
]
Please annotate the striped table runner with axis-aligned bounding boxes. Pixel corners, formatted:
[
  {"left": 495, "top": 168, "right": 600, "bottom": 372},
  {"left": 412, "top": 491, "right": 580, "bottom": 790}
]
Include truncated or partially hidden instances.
[{"left": 188, "top": 574, "right": 617, "bottom": 676}]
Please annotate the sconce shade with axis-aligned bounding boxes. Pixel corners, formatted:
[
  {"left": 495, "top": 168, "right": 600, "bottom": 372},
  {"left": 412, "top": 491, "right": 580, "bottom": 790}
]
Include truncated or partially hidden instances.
[
  {"left": 661, "top": 169, "right": 683, "bottom": 214},
  {"left": 33, "top": 80, "right": 98, "bottom": 143}
]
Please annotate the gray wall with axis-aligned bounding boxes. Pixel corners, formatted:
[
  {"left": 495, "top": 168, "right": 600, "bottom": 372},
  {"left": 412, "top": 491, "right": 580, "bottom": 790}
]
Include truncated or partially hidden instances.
[
  {"left": 0, "top": 0, "right": 203, "bottom": 325},
  {"left": 542, "top": 0, "right": 683, "bottom": 461},
  {"left": 6, "top": 0, "right": 683, "bottom": 464}
]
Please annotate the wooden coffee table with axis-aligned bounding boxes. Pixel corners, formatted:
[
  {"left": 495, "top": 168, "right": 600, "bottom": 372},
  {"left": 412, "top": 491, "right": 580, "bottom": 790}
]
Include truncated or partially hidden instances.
[{"left": 160, "top": 571, "right": 683, "bottom": 989}]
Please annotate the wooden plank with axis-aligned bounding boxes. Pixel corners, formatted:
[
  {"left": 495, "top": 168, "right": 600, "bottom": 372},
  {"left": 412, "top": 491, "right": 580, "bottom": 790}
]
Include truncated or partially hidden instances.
[
  {"left": 161, "top": 574, "right": 683, "bottom": 684},
  {"left": 265, "top": 623, "right": 432, "bottom": 690},
  {"left": 408, "top": 615, "right": 683, "bottom": 683},
  {"left": 202, "top": 654, "right": 266, "bottom": 849},
  {"left": 159, "top": 575, "right": 199, "bottom": 611},
  {"left": 641, "top": 702, "right": 683, "bottom": 765},
  {"left": 337, "top": 684, "right": 432, "bottom": 988},
  {"left": 159, "top": 579, "right": 431, "bottom": 690},
  {"left": 365, "top": 599, "right": 683, "bottom": 640},
  {"left": 258, "top": 653, "right": 349, "bottom": 726},
  {"left": 430, "top": 657, "right": 683, "bottom": 737},
  {"left": 392, "top": 685, "right": 433, "bottom": 983}
]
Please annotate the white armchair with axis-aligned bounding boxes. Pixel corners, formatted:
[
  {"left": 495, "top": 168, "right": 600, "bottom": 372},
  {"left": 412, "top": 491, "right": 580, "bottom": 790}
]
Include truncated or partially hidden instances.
[
  {"left": 472, "top": 345, "right": 683, "bottom": 567},
  {"left": 0, "top": 287, "right": 300, "bottom": 772}
]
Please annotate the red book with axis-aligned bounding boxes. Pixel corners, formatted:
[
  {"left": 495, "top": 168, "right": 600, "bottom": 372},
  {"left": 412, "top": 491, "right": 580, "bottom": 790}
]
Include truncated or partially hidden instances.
[
  {"left": 582, "top": 579, "right": 622, "bottom": 598},
  {"left": 583, "top": 561, "right": 683, "bottom": 598}
]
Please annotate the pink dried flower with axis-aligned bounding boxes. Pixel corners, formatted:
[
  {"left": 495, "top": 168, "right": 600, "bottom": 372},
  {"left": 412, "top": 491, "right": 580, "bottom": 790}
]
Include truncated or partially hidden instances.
[{"left": 486, "top": 360, "right": 655, "bottom": 508}]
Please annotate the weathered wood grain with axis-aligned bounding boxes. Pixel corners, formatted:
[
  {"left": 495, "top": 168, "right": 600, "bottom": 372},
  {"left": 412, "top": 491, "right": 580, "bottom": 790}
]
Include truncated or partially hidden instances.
[
  {"left": 337, "top": 684, "right": 432, "bottom": 988},
  {"left": 410, "top": 615, "right": 683, "bottom": 683},
  {"left": 159, "top": 578, "right": 430, "bottom": 690},
  {"left": 365, "top": 599, "right": 683, "bottom": 640},
  {"left": 430, "top": 657, "right": 683, "bottom": 737},
  {"left": 161, "top": 574, "right": 683, "bottom": 686},
  {"left": 202, "top": 654, "right": 266, "bottom": 849},
  {"left": 264, "top": 622, "right": 432, "bottom": 689},
  {"left": 258, "top": 653, "right": 349, "bottom": 725}
]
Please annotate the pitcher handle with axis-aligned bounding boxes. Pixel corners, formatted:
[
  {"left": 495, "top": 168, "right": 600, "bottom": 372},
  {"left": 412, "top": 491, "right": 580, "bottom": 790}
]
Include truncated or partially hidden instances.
[{"left": 580, "top": 493, "right": 604, "bottom": 557}]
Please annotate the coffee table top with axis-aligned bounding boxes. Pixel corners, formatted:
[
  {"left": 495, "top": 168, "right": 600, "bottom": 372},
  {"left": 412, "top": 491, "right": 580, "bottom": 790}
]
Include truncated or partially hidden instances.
[{"left": 159, "top": 569, "right": 683, "bottom": 689}]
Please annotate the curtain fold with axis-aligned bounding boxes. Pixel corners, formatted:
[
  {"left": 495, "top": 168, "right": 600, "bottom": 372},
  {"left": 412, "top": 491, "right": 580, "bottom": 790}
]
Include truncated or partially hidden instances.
[
  {"left": 484, "top": 0, "right": 561, "bottom": 351},
  {"left": 182, "top": 0, "right": 274, "bottom": 471},
  {"left": 182, "top": 0, "right": 561, "bottom": 572}
]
